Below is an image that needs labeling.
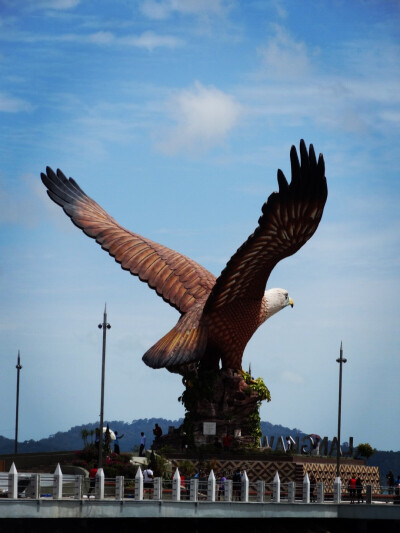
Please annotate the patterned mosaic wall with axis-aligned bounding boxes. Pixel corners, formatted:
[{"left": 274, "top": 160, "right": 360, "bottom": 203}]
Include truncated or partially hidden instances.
[
  {"left": 302, "top": 463, "right": 380, "bottom": 492},
  {"left": 171, "top": 458, "right": 380, "bottom": 490}
]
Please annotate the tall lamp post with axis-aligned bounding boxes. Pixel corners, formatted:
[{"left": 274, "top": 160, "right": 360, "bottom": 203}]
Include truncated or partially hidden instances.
[
  {"left": 98, "top": 305, "right": 111, "bottom": 468},
  {"left": 14, "top": 351, "right": 22, "bottom": 454},
  {"left": 336, "top": 341, "right": 347, "bottom": 478}
]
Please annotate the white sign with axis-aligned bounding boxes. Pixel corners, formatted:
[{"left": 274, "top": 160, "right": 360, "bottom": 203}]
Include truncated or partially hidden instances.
[{"left": 203, "top": 422, "right": 216, "bottom": 435}]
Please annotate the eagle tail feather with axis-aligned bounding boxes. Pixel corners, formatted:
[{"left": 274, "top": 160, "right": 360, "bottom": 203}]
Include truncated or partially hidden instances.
[{"left": 142, "top": 323, "right": 208, "bottom": 369}]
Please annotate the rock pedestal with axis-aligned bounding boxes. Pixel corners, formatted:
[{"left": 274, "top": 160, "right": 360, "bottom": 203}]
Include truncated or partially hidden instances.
[
  {"left": 187, "top": 369, "right": 263, "bottom": 447},
  {"left": 155, "top": 368, "right": 268, "bottom": 449}
]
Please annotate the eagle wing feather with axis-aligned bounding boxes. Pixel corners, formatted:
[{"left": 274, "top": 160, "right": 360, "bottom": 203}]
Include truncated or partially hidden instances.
[
  {"left": 204, "top": 140, "right": 327, "bottom": 314},
  {"left": 41, "top": 167, "right": 216, "bottom": 314}
]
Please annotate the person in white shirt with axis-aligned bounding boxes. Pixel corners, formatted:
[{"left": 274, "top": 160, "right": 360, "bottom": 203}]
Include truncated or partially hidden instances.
[{"left": 143, "top": 467, "right": 154, "bottom": 498}]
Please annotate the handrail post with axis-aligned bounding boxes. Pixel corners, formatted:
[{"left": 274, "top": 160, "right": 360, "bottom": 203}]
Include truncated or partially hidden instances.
[
  {"left": 257, "top": 480, "right": 265, "bottom": 502},
  {"left": 74, "top": 475, "right": 82, "bottom": 500},
  {"left": 54, "top": 464, "right": 63, "bottom": 499},
  {"left": 207, "top": 470, "right": 216, "bottom": 502},
  {"left": 317, "top": 482, "right": 324, "bottom": 503},
  {"left": 8, "top": 463, "right": 18, "bottom": 499},
  {"left": 225, "top": 479, "right": 232, "bottom": 502},
  {"left": 115, "top": 475, "right": 124, "bottom": 500},
  {"left": 288, "top": 481, "right": 295, "bottom": 503},
  {"left": 190, "top": 478, "right": 198, "bottom": 502},
  {"left": 273, "top": 472, "right": 280, "bottom": 503},
  {"left": 135, "top": 467, "right": 143, "bottom": 501},
  {"left": 172, "top": 468, "right": 181, "bottom": 501},
  {"left": 303, "top": 473, "right": 310, "bottom": 503},
  {"left": 333, "top": 476, "right": 342, "bottom": 504},
  {"left": 32, "top": 473, "right": 40, "bottom": 499},
  {"left": 241, "top": 471, "right": 249, "bottom": 502},
  {"left": 95, "top": 468, "right": 105, "bottom": 500},
  {"left": 153, "top": 477, "right": 162, "bottom": 500}
]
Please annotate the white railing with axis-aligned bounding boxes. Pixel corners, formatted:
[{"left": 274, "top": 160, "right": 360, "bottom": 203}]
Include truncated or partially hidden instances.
[{"left": 1, "top": 463, "right": 397, "bottom": 506}]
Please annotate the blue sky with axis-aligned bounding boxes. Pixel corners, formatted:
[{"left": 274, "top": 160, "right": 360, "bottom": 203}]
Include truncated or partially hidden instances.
[{"left": 1, "top": 0, "right": 399, "bottom": 451}]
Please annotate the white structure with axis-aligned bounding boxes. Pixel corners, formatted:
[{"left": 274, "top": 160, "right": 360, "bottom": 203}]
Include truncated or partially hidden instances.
[
  {"left": 287, "top": 481, "right": 295, "bottom": 503},
  {"left": 303, "top": 472, "right": 310, "bottom": 504},
  {"left": 134, "top": 467, "right": 143, "bottom": 501},
  {"left": 53, "top": 464, "right": 63, "bottom": 500},
  {"left": 95, "top": 468, "right": 105, "bottom": 500},
  {"left": 8, "top": 463, "right": 18, "bottom": 499},
  {"left": 273, "top": 472, "right": 280, "bottom": 503},
  {"left": 333, "top": 476, "right": 342, "bottom": 504},
  {"left": 172, "top": 468, "right": 181, "bottom": 501},
  {"left": 241, "top": 470, "right": 249, "bottom": 502},
  {"left": 207, "top": 470, "right": 216, "bottom": 502}
]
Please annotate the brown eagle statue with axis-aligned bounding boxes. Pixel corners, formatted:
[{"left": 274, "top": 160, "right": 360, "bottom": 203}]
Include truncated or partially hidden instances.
[{"left": 41, "top": 140, "right": 327, "bottom": 375}]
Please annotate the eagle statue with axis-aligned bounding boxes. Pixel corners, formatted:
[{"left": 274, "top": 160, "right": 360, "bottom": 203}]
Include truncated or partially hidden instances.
[{"left": 41, "top": 140, "right": 327, "bottom": 375}]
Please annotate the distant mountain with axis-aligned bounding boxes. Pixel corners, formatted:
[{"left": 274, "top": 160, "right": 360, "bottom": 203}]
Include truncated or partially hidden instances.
[
  {"left": 0, "top": 419, "right": 182, "bottom": 454},
  {"left": 0, "top": 419, "right": 306, "bottom": 455}
]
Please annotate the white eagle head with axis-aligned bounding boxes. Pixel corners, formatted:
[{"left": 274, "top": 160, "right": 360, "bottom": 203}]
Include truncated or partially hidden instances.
[{"left": 260, "top": 288, "right": 294, "bottom": 324}]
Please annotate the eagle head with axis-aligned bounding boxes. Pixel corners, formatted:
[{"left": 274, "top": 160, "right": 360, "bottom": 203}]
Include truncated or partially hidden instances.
[{"left": 260, "top": 288, "right": 293, "bottom": 324}]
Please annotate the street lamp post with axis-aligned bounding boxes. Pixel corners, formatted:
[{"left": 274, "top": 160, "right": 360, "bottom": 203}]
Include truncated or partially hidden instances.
[
  {"left": 14, "top": 351, "right": 22, "bottom": 455},
  {"left": 98, "top": 305, "right": 111, "bottom": 468},
  {"left": 336, "top": 341, "right": 347, "bottom": 478}
]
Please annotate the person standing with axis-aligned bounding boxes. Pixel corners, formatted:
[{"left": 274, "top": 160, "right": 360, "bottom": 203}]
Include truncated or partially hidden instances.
[
  {"left": 143, "top": 467, "right": 154, "bottom": 498},
  {"left": 88, "top": 464, "right": 98, "bottom": 495},
  {"left": 153, "top": 423, "right": 162, "bottom": 439},
  {"left": 218, "top": 472, "right": 227, "bottom": 501},
  {"left": 356, "top": 477, "right": 363, "bottom": 503},
  {"left": 348, "top": 475, "right": 357, "bottom": 504},
  {"left": 310, "top": 474, "right": 316, "bottom": 502},
  {"left": 233, "top": 468, "right": 241, "bottom": 501},
  {"left": 139, "top": 432, "right": 146, "bottom": 457},
  {"left": 387, "top": 470, "right": 395, "bottom": 495},
  {"left": 223, "top": 434, "right": 233, "bottom": 452},
  {"left": 113, "top": 431, "right": 124, "bottom": 454}
]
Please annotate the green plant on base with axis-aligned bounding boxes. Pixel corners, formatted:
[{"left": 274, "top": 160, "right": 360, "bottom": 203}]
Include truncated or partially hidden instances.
[
  {"left": 241, "top": 371, "right": 271, "bottom": 402},
  {"left": 241, "top": 371, "right": 271, "bottom": 446}
]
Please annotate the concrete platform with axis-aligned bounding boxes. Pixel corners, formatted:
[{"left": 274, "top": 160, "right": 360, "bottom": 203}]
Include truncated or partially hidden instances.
[{"left": 1, "top": 499, "right": 400, "bottom": 520}]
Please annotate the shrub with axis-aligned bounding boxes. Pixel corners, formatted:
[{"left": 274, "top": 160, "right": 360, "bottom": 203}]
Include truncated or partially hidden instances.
[{"left": 357, "top": 443, "right": 375, "bottom": 459}]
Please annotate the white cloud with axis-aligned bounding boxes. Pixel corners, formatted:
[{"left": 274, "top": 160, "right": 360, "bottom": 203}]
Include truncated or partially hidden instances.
[
  {"left": 257, "top": 24, "right": 313, "bottom": 80},
  {"left": 27, "top": 0, "right": 81, "bottom": 10},
  {"left": 140, "top": 0, "right": 231, "bottom": 20},
  {"left": 0, "top": 29, "right": 182, "bottom": 51},
  {"left": 281, "top": 371, "right": 304, "bottom": 384},
  {"left": 120, "top": 31, "right": 183, "bottom": 51},
  {"left": 87, "top": 31, "right": 115, "bottom": 45},
  {"left": 238, "top": 25, "right": 400, "bottom": 138},
  {"left": 0, "top": 92, "right": 32, "bottom": 113},
  {"left": 157, "top": 81, "right": 241, "bottom": 155},
  {"left": 0, "top": 174, "right": 43, "bottom": 227}
]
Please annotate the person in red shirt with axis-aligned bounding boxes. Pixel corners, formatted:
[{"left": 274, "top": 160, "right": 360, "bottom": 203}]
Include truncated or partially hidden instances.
[
  {"left": 88, "top": 465, "right": 98, "bottom": 495},
  {"left": 223, "top": 434, "right": 233, "bottom": 452},
  {"left": 348, "top": 475, "right": 357, "bottom": 504}
]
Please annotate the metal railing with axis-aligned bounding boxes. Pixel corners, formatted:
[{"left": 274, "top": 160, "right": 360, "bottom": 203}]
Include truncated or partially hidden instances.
[{"left": 1, "top": 463, "right": 399, "bottom": 506}]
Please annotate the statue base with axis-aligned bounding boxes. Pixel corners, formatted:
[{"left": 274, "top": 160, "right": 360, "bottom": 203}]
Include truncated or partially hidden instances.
[{"left": 155, "top": 368, "right": 270, "bottom": 450}]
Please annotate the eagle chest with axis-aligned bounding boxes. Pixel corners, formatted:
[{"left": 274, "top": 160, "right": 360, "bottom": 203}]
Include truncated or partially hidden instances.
[{"left": 208, "top": 300, "right": 263, "bottom": 351}]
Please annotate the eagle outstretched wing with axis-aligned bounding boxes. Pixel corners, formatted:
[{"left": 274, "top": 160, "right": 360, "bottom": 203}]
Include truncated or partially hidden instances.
[
  {"left": 204, "top": 140, "right": 327, "bottom": 315},
  {"left": 41, "top": 167, "right": 216, "bottom": 314}
]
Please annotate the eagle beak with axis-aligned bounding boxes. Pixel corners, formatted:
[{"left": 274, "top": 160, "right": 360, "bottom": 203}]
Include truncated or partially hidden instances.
[{"left": 289, "top": 298, "right": 294, "bottom": 308}]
